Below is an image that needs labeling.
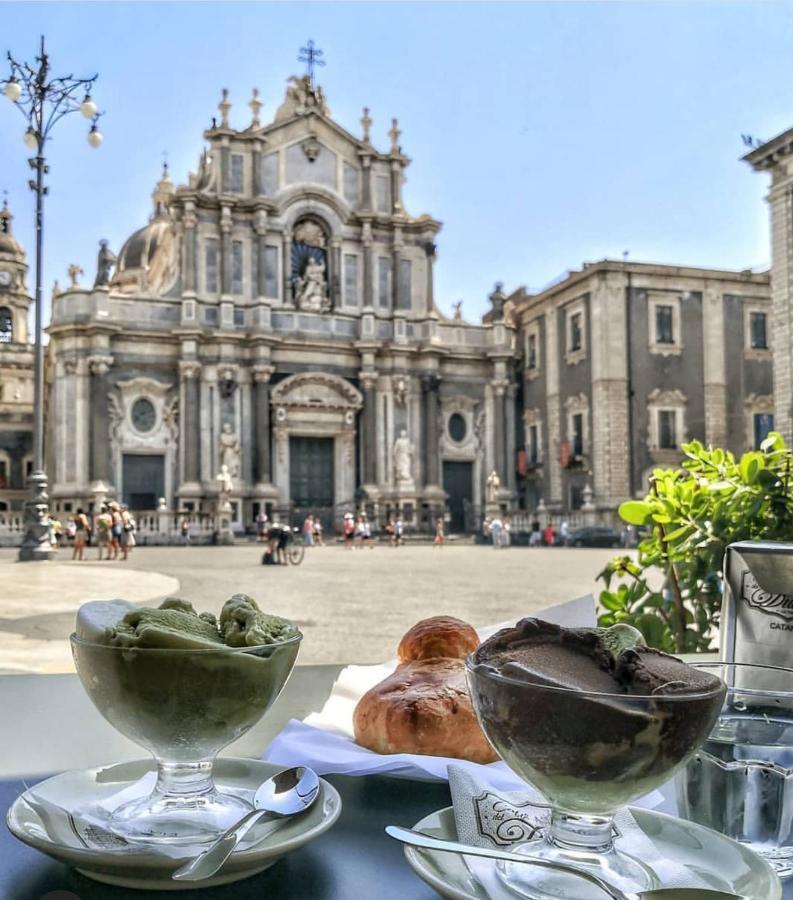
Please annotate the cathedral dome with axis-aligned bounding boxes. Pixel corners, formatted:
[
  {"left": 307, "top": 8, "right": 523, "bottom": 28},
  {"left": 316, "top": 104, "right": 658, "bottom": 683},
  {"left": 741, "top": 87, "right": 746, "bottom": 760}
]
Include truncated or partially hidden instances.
[
  {"left": 111, "top": 165, "right": 178, "bottom": 296},
  {"left": 0, "top": 200, "right": 24, "bottom": 260}
]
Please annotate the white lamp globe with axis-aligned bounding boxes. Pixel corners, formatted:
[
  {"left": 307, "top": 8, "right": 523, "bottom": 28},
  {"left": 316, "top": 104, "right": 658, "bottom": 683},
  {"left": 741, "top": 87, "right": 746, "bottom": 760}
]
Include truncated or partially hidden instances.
[
  {"left": 23, "top": 128, "right": 37, "bottom": 150},
  {"left": 87, "top": 125, "right": 103, "bottom": 148},
  {"left": 4, "top": 79, "right": 21, "bottom": 102},
  {"left": 80, "top": 94, "right": 97, "bottom": 119}
]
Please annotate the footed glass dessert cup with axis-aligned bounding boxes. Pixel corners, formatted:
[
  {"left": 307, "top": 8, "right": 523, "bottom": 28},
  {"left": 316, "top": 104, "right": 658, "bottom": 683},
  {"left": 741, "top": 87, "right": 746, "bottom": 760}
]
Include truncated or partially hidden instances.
[
  {"left": 71, "top": 630, "right": 301, "bottom": 845},
  {"left": 466, "top": 657, "right": 726, "bottom": 900},
  {"left": 676, "top": 662, "right": 793, "bottom": 880}
]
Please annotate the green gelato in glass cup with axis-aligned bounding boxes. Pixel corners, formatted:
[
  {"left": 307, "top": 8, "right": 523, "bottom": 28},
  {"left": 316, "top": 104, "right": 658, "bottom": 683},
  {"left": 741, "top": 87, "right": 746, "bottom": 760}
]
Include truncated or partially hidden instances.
[{"left": 71, "top": 595, "right": 301, "bottom": 844}]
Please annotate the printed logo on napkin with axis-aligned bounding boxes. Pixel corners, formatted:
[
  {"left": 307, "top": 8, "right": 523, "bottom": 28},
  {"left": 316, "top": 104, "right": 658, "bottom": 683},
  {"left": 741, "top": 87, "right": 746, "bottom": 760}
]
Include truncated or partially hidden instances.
[
  {"left": 472, "top": 790, "right": 551, "bottom": 847},
  {"left": 742, "top": 570, "right": 793, "bottom": 623},
  {"left": 70, "top": 815, "right": 129, "bottom": 851}
]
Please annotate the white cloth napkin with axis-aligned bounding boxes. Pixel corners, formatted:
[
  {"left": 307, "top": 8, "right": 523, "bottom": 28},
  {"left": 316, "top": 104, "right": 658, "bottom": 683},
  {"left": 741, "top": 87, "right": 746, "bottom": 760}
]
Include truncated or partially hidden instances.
[
  {"left": 447, "top": 765, "right": 704, "bottom": 898},
  {"left": 263, "top": 596, "right": 597, "bottom": 781}
]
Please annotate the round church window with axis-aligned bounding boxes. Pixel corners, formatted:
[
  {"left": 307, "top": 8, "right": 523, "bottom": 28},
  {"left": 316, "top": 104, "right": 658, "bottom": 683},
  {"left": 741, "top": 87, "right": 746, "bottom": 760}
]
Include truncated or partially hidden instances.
[
  {"left": 131, "top": 397, "right": 156, "bottom": 433},
  {"left": 448, "top": 413, "right": 467, "bottom": 443}
]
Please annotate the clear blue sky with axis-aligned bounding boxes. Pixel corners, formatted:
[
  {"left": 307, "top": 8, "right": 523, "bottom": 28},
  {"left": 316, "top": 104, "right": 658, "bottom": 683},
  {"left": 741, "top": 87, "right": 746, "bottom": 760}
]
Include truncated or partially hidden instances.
[{"left": 1, "top": 1, "right": 791, "bottom": 324}]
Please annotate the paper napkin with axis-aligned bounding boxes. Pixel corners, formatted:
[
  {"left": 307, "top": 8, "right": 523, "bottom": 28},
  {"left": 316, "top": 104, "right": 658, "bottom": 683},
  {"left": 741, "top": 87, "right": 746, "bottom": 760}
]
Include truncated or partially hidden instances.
[{"left": 448, "top": 764, "right": 705, "bottom": 898}]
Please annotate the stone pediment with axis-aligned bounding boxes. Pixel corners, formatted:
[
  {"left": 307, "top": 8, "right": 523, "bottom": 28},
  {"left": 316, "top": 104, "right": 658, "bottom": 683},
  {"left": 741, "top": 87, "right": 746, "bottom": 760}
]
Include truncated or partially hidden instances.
[{"left": 271, "top": 373, "right": 363, "bottom": 411}]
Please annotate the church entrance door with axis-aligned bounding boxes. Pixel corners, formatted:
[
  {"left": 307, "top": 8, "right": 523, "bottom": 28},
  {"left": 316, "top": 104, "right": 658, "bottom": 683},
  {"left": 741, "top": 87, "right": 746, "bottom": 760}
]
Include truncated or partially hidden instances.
[
  {"left": 443, "top": 461, "right": 473, "bottom": 533},
  {"left": 289, "top": 437, "right": 335, "bottom": 533},
  {"left": 122, "top": 453, "right": 165, "bottom": 510}
]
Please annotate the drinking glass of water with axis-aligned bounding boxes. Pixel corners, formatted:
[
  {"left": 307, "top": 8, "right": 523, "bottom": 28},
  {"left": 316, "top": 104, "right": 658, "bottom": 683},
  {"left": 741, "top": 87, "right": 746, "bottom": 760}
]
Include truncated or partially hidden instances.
[{"left": 676, "top": 662, "right": 793, "bottom": 880}]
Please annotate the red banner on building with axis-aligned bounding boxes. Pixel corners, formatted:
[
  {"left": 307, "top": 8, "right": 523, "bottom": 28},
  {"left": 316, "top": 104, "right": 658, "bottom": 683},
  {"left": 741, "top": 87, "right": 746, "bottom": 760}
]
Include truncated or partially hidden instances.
[
  {"left": 516, "top": 448, "right": 528, "bottom": 476},
  {"left": 560, "top": 440, "right": 571, "bottom": 469}
]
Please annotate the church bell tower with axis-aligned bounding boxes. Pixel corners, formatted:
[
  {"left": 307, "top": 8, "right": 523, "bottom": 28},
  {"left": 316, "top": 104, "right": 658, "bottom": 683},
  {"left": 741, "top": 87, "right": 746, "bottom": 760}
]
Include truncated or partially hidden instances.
[{"left": 0, "top": 199, "right": 30, "bottom": 344}]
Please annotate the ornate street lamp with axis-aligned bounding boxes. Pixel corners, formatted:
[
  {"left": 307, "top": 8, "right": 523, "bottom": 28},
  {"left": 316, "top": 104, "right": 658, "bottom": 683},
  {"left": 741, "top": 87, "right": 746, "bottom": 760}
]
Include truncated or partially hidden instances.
[{"left": 2, "top": 36, "right": 103, "bottom": 561}]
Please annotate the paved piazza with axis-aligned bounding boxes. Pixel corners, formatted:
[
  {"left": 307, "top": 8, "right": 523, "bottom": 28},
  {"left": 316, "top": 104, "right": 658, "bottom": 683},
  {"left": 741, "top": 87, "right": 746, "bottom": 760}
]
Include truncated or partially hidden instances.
[{"left": 0, "top": 543, "right": 621, "bottom": 674}]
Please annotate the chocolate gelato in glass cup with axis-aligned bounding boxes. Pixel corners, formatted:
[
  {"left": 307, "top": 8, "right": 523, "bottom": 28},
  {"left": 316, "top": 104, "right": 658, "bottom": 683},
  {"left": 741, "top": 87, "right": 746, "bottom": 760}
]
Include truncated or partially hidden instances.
[
  {"left": 466, "top": 617, "right": 725, "bottom": 900},
  {"left": 71, "top": 595, "right": 301, "bottom": 844}
]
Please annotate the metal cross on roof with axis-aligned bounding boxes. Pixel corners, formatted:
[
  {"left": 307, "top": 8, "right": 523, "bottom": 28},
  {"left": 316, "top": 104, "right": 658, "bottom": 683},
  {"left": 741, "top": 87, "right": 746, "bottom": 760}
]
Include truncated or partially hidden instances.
[{"left": 298, "top": 40, "right": 325, "bottom": 89}]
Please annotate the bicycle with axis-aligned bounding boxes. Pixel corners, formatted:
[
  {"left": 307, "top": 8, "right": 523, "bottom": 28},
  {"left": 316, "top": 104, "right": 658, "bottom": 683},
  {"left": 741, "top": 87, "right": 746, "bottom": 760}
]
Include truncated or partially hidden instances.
[{"left": 261, "top": 525, "right": 305, "bottom": 566}]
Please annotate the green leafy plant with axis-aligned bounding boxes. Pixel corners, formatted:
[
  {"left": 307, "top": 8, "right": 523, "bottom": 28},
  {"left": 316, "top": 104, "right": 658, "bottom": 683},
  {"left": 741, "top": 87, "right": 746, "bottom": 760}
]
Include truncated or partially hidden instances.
[{"left": 597, "top": 433, "right": 793, "bottom": 653}]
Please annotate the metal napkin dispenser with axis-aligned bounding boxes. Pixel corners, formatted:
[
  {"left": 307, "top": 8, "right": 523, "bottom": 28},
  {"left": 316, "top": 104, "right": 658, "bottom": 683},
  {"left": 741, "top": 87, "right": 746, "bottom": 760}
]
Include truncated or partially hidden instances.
[{"left": 721, "top": 541, "right": 793, "bottom": 673}]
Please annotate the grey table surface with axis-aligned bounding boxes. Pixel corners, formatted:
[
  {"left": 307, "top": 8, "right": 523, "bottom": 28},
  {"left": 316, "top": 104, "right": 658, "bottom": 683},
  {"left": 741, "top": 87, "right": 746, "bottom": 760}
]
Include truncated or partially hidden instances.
[{"left": 1, "top": 666, "right": 790, "bottom": 899}]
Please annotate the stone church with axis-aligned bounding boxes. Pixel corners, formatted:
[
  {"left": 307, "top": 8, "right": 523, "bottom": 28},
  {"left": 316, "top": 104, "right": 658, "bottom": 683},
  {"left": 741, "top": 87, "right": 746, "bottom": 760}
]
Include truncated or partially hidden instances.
[{"left": 42, "top": 73, "right": 515, "bottom": 532}]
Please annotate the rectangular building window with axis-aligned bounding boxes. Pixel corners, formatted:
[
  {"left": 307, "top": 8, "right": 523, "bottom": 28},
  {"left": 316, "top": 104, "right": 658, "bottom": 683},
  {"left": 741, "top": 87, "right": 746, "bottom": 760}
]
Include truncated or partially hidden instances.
[
  {"left": 569, "top": 312, "right": 582, "bottom": 352},
  {"left": 204, "top": 306, "right": 218, "bottom": 325},
  {"left": 0, "top": 459, "right": 6, "bottom": 489},
  {"left": 343, "top": 253, "right": 360, "bottom": 307},
  {"left": 230, "top": 153, "right": 244, "bottom": 193},
  {"left": 655, "top": 305, "right": 674, "bottom": 344},
  {"left": 264, "top": 245, "right": 279, "bottom": 298},
  {"left": 527, "top": 333, "right": 538, "bottom": 369},
  {"left": 231, "top": 240, "right": 243, "bottom": 294},
  {"left": 205, "top": 238, "right": 219, "bottom": 293},
  {"left": 754, "top": 413, "right": 774, "bottom": 449},
  {"left": 397, "top": 258, "right": 412, "bottom": 310},
  {"left": 233, "top": 308, "right": 245, "bottom": 327},
  {"left": 528, "top": 425, "right": 540, "bottom": 464},
  {"left": 260, "top": 152, "right": 278, "bottom": 195},
  {"left": 377, "top": 257, "right": 391, "bottom": 309},
  {"left": 343, "top": 163, "right": 359, "bottom": 208},
  {"left": 375, "top": 174, "right": 390, "bottom": 212},
  {"left": 750, "top": 311, "right": 768, "bottom": 349},
  {"left": 658, "top": 410, "right": 677, "bottom": 449},
  {"left": 571, "top": 413, "right": 584, "bottom": 456}
]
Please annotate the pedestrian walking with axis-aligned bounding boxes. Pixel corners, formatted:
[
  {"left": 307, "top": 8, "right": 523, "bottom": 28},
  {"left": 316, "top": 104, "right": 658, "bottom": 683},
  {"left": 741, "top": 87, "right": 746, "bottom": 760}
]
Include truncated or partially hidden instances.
[
  {"left": 180, "top": 516, "right": 190, "bottom": 546},
  {"left": 110, "top": 502, "right": 123, "bottom": 560},
  {"left": 560, "top": 519, "right": 570, "bottom": 546},
  {"left": 499, "top": 516, "right": 511, "bottom": 548},
  {"left": 544, "top": 521, "right": 555, "bottom": 546},
  {"left": 343, "top": 512, "right": 355, "bottom": 548},
  {"left": 72, "top": 508, "right": 89, "bottom": 561},
  {"left": 303, "top": 514, "right": 314, "bottom": 546},
  {"left": 256, "top": 510, "right": 268, "bottom": 542},
  {"left": 95, "top": 505, "right": 112, "bottom": 560},
  {"left": 120, "top": 505, "right": 136, "bottom": 560},
  {"left": 490, "top": 516, "right": 503, "bottom": 548},
  {"left": 434, "top": 516, "right": 445, "bottom": 548},
  {"left": 529, "top": 519, "right": 542, "bottom": 547},
  {"left": 313, "top": 516, "right": 324, "bottom": 546},
  {"left": 394, "top": 515, "right": 404, "bottom": 547}
]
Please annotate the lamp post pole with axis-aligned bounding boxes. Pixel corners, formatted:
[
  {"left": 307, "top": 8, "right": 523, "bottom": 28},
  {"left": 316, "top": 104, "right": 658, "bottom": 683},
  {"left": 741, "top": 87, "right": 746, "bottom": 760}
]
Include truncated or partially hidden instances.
[{"left": 2, "top": 35, "right": 103, "bottom": 561}]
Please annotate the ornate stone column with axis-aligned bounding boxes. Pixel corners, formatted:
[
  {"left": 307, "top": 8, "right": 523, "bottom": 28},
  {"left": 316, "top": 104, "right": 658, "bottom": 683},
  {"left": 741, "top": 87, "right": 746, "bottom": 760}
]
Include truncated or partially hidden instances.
[
  {"left": 283, "top": 234, "right": 293, "bottom": 307},
  {"left": 491, "top": 379, "right": 508, "bottom": 483},
  {"left": 252, "top": 365, "right": 274, "bottom": 485},
  {"left": 220, "top": 204, "right": 232, "bottom": 298},
  {"left": 180, "top": 361, "right": 202, "bottom": 486},
  {"left": 422, "top": 374, "right": 441, "bottom": 488},
  {"left": 361, "top": 155, "right": 372, "bottom": 210},
  {"left": 506, "top": 383, "right": 517, "bottom": 492},
  {"left": 182, "top": 203, "right": 197, "bottom": 295},
  {"left": 360, "top": 370, "right": 378, "bottom": 487},
  {"left": 88, "top": 355, "right": 113, "bottom": 486},
  {"left": 424, "top": 241, "right": 436, "bottom": 313},
  {"left": 362, "top": 221, "right": 374, "bottom": 309}
]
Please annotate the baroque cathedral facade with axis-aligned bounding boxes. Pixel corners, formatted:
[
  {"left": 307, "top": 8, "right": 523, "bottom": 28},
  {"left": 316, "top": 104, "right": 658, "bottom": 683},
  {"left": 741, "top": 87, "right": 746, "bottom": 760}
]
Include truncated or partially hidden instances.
[
  {"left": 0, "top": 70, "right": 777, "bottom": 534},
  {"left": 40, "top": 74, "right": 515, "bottom": 532}
]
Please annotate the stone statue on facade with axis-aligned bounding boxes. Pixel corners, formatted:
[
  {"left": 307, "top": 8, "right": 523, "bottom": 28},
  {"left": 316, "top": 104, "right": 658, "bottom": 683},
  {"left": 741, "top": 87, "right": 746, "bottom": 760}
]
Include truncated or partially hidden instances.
[
  {"left": 295, "top": 255, "right": 327, "bottom": 311},
  {"left": 486, "top": 469, "right": 501, "bottom": 504},
  {"left": 453, "top": 300, "right": 463, "bottom": 320},
  {"left": 219, "top": 422, "right": 241, "bottom": 477},
  {"left": 393, "top": 429, "right": 414, "bottom": 484},
  {"left": 94, "top": 240, "right": 117, "bottom": 288},
  {"left": 67, "top": 264, "right": 83, "bottom": 289},
  {"left": 217, "top": 463, "right": 234, "bottom": 496}
]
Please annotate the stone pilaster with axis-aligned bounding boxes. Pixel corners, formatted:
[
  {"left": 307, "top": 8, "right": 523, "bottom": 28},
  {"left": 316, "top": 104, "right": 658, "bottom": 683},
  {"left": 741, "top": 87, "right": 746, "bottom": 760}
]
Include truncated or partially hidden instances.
[
  {"left": 589, "top": 270, "right": 631, "bottom": 507},
  {"left": 182, "top": 203, "right": 197, "bottom": 296},
  {"left": 422, "top": 374, "right": 441, "bottom": 488},
  {"left": 88, "top": 355, "right": 113, "bottom": 486},
  {"left": 252, "top": 364, "right": 274, "bottom": 486},
  {"left": 361, "top": 156, "right": 372, "bottom": 210},
  {"left": 702, "top": 284, "right": 728, "bottom": 448},
  {"left": 220, "top": 203, "right": 232, "bottom": 298},
  {"left": 505, "top": 383, "right": 517, "bottom": 492},
  {"left": 362, "top": 221, "right": 374, "bottom": 309},
  {"left": 491, "top": 379, "right": 507, "bottom": 483},
  {"left": 283, "top": 234, "right": 293, "bottom": 307},
  {"left": 180, "top": 360, "right": 202, "bottom": 488},
  {"left": 544, "top": 307, "right": 563, "bottom": 505},
  {"left": 424, "top": 241, "right": 436, "bottom": 313}
]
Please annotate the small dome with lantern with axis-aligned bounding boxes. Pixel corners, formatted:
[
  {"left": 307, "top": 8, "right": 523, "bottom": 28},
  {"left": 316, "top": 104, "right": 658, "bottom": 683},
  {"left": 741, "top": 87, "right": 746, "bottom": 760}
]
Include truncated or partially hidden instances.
[
  {"left": 111, "top": 164, "right": 179, "bottom": 296},
  {"left": 0, "top": 199, "right": 24, "bottom": 261}
]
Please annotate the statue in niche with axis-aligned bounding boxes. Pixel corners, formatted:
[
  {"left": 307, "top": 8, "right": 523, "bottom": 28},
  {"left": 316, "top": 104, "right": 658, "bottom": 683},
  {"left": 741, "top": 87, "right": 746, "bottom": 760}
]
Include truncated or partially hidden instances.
[
  {"left": 219, "top": 422, "right": 241, "bottom": 477},
  {"left": 486, "top": 470, "right": 501, "bottom": 504},
  {"left": 292, "top": 219, "right": 330, "bottom": 311},
  {"left": 94, "top": 240, "right": 117, "bottom": 288},
  {"left": 295, "top": 255, "right": 327, "bottom": 311},
  {"left": 393, "top": 429, "right": 414, "bottom": 484}
]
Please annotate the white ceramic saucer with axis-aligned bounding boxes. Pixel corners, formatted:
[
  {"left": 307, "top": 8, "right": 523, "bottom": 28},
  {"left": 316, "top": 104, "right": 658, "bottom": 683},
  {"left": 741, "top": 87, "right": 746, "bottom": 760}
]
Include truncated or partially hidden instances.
[
  {"left": 6, "top": 757, "right": 342, "bottom": 891},
  {"left": 402, "top": 805, "right": 782, "bottom": 900}
]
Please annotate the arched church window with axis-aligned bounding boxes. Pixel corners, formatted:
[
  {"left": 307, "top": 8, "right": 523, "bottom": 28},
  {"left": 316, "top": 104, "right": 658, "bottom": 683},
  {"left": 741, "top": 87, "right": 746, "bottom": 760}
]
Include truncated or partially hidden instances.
[
  {"left": 291, "top": 218, "right": 330, "bottom": 312},
  {"left": 0, "top": 307, "right": 12, "bottom": 343}
]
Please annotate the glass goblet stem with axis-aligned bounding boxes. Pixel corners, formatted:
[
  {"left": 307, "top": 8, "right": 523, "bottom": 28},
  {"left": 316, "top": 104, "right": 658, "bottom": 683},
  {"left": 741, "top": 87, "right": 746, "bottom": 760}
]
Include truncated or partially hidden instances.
[
  {"left": 549, "top": 810, "right": 615, "bottom": 853},
  {"left": 155, "top": 759, "right": 215, "bottom": 800}
]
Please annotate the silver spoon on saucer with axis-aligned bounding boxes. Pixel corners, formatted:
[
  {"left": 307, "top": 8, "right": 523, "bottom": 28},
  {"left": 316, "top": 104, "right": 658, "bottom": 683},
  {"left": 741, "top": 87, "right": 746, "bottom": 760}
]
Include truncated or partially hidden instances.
[
  {"left": 172, "top": 766, "right": 320, "bottom": 882},
  {"left": 386, "top": 826, "right": 746, "bottom": 900}
]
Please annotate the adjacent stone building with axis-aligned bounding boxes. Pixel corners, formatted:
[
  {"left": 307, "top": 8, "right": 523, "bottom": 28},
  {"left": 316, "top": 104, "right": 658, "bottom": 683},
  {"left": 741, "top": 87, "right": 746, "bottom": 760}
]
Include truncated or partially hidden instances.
[
  {"left": 0, "top": 200, "right": 34, "bottom": 516},
  {"left": 510, "top": 261, "right": 772, "bottom": 517},
  {"left": 43, "top": 74, "right": 515, "bottom": 533}
]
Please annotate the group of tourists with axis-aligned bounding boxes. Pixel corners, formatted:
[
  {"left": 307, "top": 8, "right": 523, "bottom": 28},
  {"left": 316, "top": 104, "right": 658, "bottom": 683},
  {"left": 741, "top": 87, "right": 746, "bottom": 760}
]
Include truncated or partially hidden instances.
[
  {"left": 66, "top": 501, "right": 137, "bottom": 561},
  {"left": 301, "top": 514, "right": 325, "bottom": 547},
  {"left": 483, "top": 515, "right": 513, "bottom": 547}
]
